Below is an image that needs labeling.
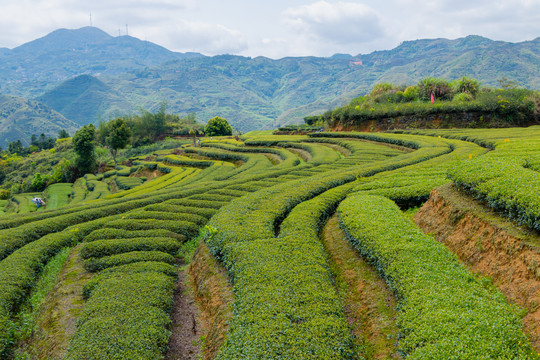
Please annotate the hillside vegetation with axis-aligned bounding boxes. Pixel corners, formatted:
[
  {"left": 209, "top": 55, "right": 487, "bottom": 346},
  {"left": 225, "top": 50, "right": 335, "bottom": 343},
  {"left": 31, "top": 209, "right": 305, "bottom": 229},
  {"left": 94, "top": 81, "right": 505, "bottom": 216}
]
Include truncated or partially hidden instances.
[
  {"left": 0, "top": 94, "right": 78, "bottom": 148},
  {"left": 0, "top": 27, "right": 538, "bottom": 144},
  {"left": 315, "top": 77, "right": 540, "bottom": 131},
  {"left": 0, "top": 126, "right": 539, "bottom": 359}
]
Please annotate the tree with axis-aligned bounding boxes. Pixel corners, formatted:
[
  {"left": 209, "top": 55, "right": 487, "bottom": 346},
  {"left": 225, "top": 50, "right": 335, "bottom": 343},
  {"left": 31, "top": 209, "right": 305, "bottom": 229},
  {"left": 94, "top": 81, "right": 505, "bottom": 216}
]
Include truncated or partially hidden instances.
[
  {"left": 452, "top": 76, "right": 480, "bottom": 97},
  {"left": 8, "top": 140, "right": 24, "bottom": 155},
  {"left": 417, "top": 77, "right": 453, "bottom": 100},
  {"left": 72, "top": 124, "right": 97, "bottom": 174},
  {"left": 205, "top": 116, "right": 233, "bottom": 136},
  {"left": 105, "top": 118, "right": 132, "bottom": 166},
  {"left": 58, "top": 129, "right": 70, "bottom": 138}
]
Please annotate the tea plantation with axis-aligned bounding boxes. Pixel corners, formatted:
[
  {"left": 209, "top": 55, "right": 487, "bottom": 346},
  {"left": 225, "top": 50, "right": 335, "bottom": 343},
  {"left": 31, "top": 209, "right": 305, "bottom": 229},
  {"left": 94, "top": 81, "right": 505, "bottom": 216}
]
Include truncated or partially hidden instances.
[{"left": 1, "top": 128, "right": 540, "bottom": 359}]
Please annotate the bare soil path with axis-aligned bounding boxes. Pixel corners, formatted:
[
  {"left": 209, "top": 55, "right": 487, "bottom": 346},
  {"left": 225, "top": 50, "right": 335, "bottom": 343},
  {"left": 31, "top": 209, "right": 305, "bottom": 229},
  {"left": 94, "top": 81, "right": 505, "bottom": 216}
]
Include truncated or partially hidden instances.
[{"left": 165, "top": 265, "right": 202, "bottom": 360}]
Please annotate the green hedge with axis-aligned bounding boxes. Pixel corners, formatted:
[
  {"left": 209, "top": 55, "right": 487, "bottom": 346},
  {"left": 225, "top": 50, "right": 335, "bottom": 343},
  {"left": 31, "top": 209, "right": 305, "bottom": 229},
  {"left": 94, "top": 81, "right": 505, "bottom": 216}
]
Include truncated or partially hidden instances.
[
  {"left": 84, "top": 228, "right": 185, "bottom": 242},
  {"left": 338, "top": 194, "right": 537, "bottom": 358},
  {"left": 83, "top": 251, "right": 176, "bottom": 272},
  {"left": 116, "top": 176, "right": 144, "bottom": 190},
  {"left": 80, "top": 237, "right": 180, "bottom": 259},
  {"left": 164, "top": 154, "right": 214, "bottom": 168},
  {"left": 449, "top": 157, "right": 540, "bottom": 231},
  {"left": 143, "top": 203, "right": 216, "bottom": 219},
  {"left": 165, "top": 198, "right": 228, "bottom": 210},
  {"left": 66, "top": 271, "right": 176, "bottom": 360},
  {"left": 105, "top": 219, "right": 199, "bottom": 238},
  {"left": 82, "top": 261, "right": 177, "bottom": 299}
]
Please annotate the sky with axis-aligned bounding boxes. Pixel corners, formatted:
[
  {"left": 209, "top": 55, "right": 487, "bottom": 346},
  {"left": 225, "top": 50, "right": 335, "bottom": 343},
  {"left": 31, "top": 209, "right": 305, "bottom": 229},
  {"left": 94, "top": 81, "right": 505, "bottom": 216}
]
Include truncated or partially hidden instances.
[{"left": 0, "top": 0, "right": 539, "bottom": 58}]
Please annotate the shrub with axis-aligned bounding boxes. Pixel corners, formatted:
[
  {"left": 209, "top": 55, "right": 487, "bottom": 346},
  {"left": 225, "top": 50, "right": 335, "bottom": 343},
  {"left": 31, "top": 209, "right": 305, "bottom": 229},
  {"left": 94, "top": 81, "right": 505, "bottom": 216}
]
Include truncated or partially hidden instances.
[
  {"left": 417, "top": 77, "right": 453, "bottom": 100},
  {"left": 338, "top": 194, "right": 537, "bottom": 358},
  {"left": 83, "top": 251, "right": 176, "bottom": 272},
  {"left": 80, "top": 237, "right": 181, "bottom": 259},
  {"left": 452, "top": 76, "right": 480, "bottom": 97},
  {"left": 0, "top": 190, "right": 9, "bottom": 200},
  {"left": 205, "top": 116, "right": 233, "bottom": 136},
  {"left": 453, "top": 92, "right": 474, "bottom": 102},
  {"left": 403, "top": 85, "right": 419, "bottom": 101},
  {"left": 66, "top": 271, "right": 175, "bottom": 360}
]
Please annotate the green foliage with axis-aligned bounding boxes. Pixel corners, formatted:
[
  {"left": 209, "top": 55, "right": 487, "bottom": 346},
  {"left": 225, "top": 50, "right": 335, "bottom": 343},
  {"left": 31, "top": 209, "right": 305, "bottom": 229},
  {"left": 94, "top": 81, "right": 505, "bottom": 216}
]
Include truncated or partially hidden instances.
[
  {"left": 84, "top": 228, "right": 185, "bottom": 243},
  {"left": 65, "top": 271, "right": 176, "bottom": 360},
  {"left": 166, "top": 113, "right": 205, "bottom": 136},
  {"left": 321, "top": 78, "right": 540, "bottom": 129},
  {"left": 403, "top": 85, "right": 419, "bottom": 101},
  {"left": 124, "top": 105, "right": 169, "bottom": 146},
  {"left": 83, "top": 251, "right": 176, "bottom": 272},
  {"left": 205, "top": 116, "right": 233, "bottom": 136},
  {"left": 58, "top": 129, "right": 70, "bottom": 139},
  {"left": 417, "top": 77, "right": 453, "bottom": 100},
  {"left": 453, "top": 92, "right": 474, "bottom": 102},
  {"left": 2, "top": 126, "right": 540, "bottom": 359},
  {"left": 338, "top": 194, "right": 537, "bottom": 358},
  {"left": 103, "top": 118, "right": 132, "bottom": 166},
  {"left": 0, "top": 189, "right": 9, "bottom": 200},
  {"left": 452, "top": 76, "right": 480, "bottom": 97},
  {"left": 115, "top": 176, "right": 144, "bottom": 190},
  {"left": 45, "top": 183, "right": 73, "bottom": 210},
  {"left": 80, "top": 237, "right": 180, "bottom": 260},
  {"left": 72, "top": 124, "right": 97, "bottom": 175},
  {"left": 31, "top": 173, "right": 48, "bottom": 192}
]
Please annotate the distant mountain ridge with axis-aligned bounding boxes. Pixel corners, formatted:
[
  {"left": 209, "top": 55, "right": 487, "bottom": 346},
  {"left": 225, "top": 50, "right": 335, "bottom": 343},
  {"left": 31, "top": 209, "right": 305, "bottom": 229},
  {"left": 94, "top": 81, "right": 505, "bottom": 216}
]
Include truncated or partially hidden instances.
[{"left": 0, "top": 27, "right": 538, "bottom": 146}]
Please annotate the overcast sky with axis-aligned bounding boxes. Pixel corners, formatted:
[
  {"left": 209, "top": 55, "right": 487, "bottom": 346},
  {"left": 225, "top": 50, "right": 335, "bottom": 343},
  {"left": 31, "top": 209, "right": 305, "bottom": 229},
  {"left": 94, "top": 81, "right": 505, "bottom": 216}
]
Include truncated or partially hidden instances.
[{"left": 0, "top": 0, "right": 539, "bottom": 58}]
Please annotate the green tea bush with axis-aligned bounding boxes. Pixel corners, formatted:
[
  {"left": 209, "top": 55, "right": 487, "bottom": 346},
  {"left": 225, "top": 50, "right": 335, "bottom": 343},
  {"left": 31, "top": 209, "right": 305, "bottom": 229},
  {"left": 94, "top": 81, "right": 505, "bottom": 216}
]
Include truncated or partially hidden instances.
[
  {"left": 165, "top": 198, "right": 228, "bottom": 209},
  {"left": 217, "top": 237, "right": 356, "bottom": 359},
  {"left": 105, "top": 219, "right": 199, "bottom": 237},
  {"left": 82, "top": 261, "right": 177, "bottom": 299},
  {"left": 84, "top": 228, "right": 185, "bottom": 242},
  {"left": 188, "top": 193, "right": 237, "bottom": 202},
  {"left": 83, "top": 251, "right": 176, "bottom": 272},
  {"left": 80, "top": 237, "right": 180, "bottom": 259},
  {"left": 124, "top": 210, "right": 208, "bottom": 225},
  {"left": 143, "top": 203, "right": 216, "bottom": 219},
  {"left": 116, "top": 176, "right": 144, "bottom": 190},
  {"left": 338, "top": 194, "right": 537, "bottom": 358},
  {"left": 449, "top": 157, "right": 540, "bottom": 230},
  {"left": 0, "top": 230, "right": 78, "bottom": 355},
  {"left": 66, "top": 271, "right": 175, "bottom": 360}
]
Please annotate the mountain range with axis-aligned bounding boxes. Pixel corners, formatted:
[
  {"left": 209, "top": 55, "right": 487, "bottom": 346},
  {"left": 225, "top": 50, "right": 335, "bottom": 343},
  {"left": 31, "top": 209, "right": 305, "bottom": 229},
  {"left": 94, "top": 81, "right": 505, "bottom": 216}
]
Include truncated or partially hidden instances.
[{"left": 0, "top": 26, "right": 539, "bottom": 147}]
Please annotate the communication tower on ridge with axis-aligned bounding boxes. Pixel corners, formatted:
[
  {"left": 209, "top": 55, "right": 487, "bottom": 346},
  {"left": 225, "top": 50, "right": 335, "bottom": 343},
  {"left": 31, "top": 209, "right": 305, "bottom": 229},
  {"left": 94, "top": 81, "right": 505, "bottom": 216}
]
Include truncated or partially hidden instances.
[{"left": 90, "top": 12, "right": 93, "bottom": 27}]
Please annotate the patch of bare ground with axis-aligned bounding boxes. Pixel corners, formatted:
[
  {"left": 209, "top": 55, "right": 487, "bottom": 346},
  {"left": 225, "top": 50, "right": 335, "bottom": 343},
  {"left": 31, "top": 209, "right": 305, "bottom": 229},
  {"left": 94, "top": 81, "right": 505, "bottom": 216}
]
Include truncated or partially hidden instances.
[
  {"left": 323, "top": 215, "right": 402, "bottom": 360},
  {"left": 19, "top": 244, "right": 92, "bottom": 360},
  {"left": 165, "top": 262, "right": 202, "bottom": 360},
  {"left": 414, "top": 184, "right": 540, "bottom": 350},
  {"left": 166, "top": 243, "right": 233, "bottom": 360}
]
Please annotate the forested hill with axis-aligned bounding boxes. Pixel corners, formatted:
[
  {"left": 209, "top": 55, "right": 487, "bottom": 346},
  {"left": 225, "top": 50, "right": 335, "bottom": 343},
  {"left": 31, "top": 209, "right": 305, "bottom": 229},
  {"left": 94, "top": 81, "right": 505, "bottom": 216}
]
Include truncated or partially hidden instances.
[
  {"left": 0, "top": 94, "right": 78, "bottom": 148},
  {"left": 0, "top": 27, "right": 538, "bottom": 144}
]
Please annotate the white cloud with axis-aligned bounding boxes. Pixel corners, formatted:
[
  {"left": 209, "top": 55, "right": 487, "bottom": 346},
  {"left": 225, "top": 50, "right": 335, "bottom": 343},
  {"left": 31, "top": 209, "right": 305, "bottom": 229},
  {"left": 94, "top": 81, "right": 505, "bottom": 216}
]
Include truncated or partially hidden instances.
[
  {"left": 391, "top": 0, "right": 540, "bottom": 43},
  {"left": 283, "top": 1, "right": 385, "bottom": 45},
  {"left": 145, "top": 21, "right": 248, "bottom": 55},
  {"left": 0, "top": 0, "right": 538, "bottom": 58}
]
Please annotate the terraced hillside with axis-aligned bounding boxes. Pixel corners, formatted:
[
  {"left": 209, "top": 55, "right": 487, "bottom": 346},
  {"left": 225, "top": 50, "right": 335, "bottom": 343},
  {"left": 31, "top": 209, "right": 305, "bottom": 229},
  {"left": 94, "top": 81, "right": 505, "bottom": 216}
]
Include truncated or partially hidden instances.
[{"left": 1, "top": 128, "right": 540, "bottom": 359}]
